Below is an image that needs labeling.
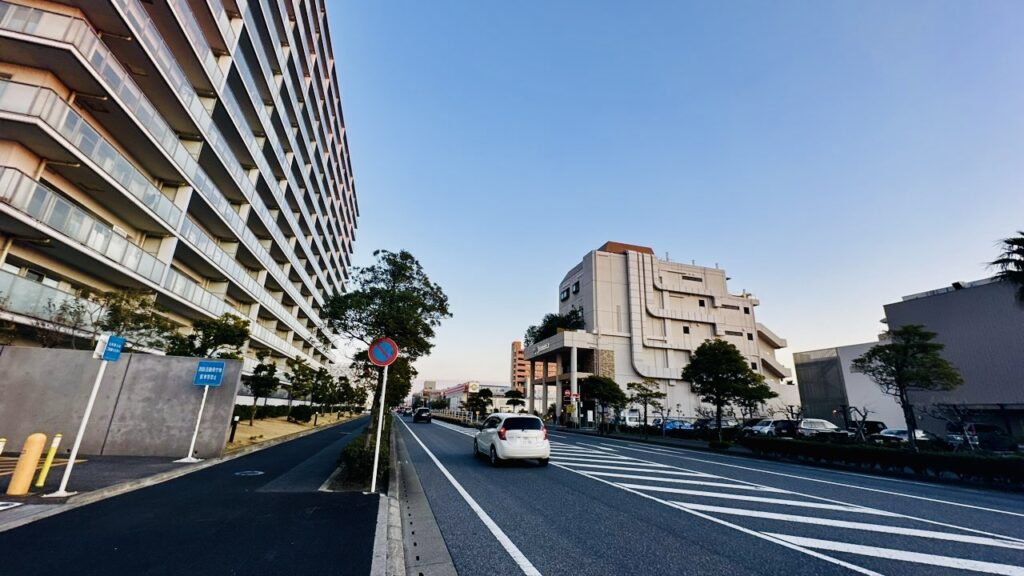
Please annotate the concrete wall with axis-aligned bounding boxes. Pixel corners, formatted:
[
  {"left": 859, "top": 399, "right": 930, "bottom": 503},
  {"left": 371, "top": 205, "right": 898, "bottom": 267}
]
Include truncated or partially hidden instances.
[{"left": 0, "top": 346, "right": 242, "bottom": 458}]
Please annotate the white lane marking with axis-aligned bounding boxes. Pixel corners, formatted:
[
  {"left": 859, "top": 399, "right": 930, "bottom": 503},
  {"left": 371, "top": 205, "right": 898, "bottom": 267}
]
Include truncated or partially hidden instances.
[
  {"left": 549, "top": 448, "right": 627, "bottom": 456},
  {"left": 430, "top": 421, "right": 477, "bottom": 437},
  {"left": 573, "top": 442, "right": 618, "bottom": 451},
  {"left": 677, "top": 503, "right": 1024, "bottom": 551},
  {"left": 583, "top": 473, "right": 788, "bottom": 492},
  {"left": 573, "top": 437, "right": 1024, "bottom": 542},
  {"left": 557, "top": 462, "right": 712, "bottom": 475},
  {"left": 398, "top": 418, "right": 542, "bottom": 576},
  {"left": 766, "top": 533, "right": 1024, "bottom": 576},
  {"left": 550, "top": 456, "right": 639, "bottom": 465},
  {"left": 548, "top": 433, "right": 568, "bottom": 438},
  {"left": 591, "top": 435, "right": 1024, "bottom": 519},
  {"left": 551, "top": 463, "right": 884, "bottom": 576}
]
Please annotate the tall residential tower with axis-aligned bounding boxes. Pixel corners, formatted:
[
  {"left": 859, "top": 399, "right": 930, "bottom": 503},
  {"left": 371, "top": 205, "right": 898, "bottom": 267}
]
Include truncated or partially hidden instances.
[{"left": 0, "top": 0, "right": 357, "bottom": 371}]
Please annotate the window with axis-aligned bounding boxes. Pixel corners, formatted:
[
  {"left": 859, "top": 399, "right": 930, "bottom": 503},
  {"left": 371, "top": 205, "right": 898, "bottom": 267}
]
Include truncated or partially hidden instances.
[
  {"left": 747, "top": 333, "right": 753, "bottom": 341},
  {"left": 751, "top": 362, "right": 758, "bottom": 370},
  {"left": 572, "top": 281, "right": 580, "bottom": 294},
  {"left": 24, "top": 269, "right": 45, "bottom": 283},
  {"left": 698, "top": 299, "right": 706, "bottom": 307},
  {"left": 744, "top": 307, "right": 750, "bottom": 314},
  {"left": 560, "top": 288, "right": 569, "bottom": 301},
  {"left": 502, "top": 417, "right": 543, "bottom": 430},
  {"left": 722, "top": 304, "right": 740, "bottom": 310},
  {"left": 683, "top": 326, "right": 690, "bottom": 335},
  {"left": 725, "top": 330, "right": 743, "bottom": 337}
]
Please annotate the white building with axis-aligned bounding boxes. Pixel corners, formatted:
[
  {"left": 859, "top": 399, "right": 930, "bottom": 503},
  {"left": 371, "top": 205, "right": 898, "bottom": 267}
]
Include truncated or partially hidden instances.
[{"left": 524, "top": 242, "right": 799, "bottom": 423}]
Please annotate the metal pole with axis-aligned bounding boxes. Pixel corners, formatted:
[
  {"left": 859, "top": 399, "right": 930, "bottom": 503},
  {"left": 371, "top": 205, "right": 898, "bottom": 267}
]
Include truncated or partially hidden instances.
[
  {"left": 176, "top": 384, "right": 210, "bottom": 463},
  {"left": 48, "top": 359, "right": 108, "bottom": 497},
  {"left": 369, "top": 363, "right": 389, "bottom": 493}
]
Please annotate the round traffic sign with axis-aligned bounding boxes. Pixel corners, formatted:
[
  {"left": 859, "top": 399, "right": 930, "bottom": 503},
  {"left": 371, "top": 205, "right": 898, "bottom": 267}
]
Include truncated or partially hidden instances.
[{"left": 368, "top": 337, "right": 399, "bottom": 367}]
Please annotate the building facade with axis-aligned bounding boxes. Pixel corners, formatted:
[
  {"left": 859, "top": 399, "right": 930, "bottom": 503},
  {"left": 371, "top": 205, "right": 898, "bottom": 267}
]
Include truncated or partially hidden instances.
[
  {"left": 0, "top": 0, "right": 357, "bottom": 372},
  {"left": 510, "top": 340, "right": 555, "bottom": 390},
  {"left": 884, "top": 277, "right": 1024, "bottom": 436},
  {"left": 524, "top": 242, "right": 798, "bottom": 423},
  {"left": 793, "top": 342, "right": 905, "bottom": 430}
]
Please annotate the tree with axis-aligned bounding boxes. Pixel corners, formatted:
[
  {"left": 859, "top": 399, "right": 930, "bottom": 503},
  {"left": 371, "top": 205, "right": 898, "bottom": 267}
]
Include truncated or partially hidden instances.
[
  {"left": 735, "top": 381, "right": 778, "bottom": 419},
  {"left": 350, "top": 352, "right": 418, "bottom": 411},
  {"left": 851, "top": 325, "right": 963, "bottom": 451},
  {"left": 430, "top": 398, "right": 448, "bottom": 410},
  {"left": 626, "top": 379, "right": 666, "bottom": 440},
  {"left": 285, "top": 357, "right": 315, "bottom": 419},
  {"left": 524, "top": 306, "right": 585, "bottom": 346},
  {"left": 580, "top": 375, "right": 627, "bottom": 434},
  {"left": 681, "top": 339, "right": 774, "bottom": 443},
  {"left": 462, "top": 389, "right": 493, "bottom": 419},
  {"left": 165, "top": 313, "right": 249, "bottom": 358},
  {"left": 310, "top": 367, "right": 335, "bottom": 425},
  {"left": 505, "top": 388, "right": 526, "bottom": 412},
  {"left": 247, "top": 351, "right": 280, "bottom": 425},
  {"left": 97, "top": 290, "right": 176, "bottom": 349},
  {"left": 322, "top": 249, "right": 451, "bottom": 440},
  {"left": 991, "top": 231, "right": 1024, "bottom": 302}
]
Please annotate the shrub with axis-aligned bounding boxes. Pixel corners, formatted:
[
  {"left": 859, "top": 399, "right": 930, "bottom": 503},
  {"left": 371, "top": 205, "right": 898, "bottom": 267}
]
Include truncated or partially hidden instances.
[
  {"left": 709, "top": 441, "right": 732, "bottom": 450},
  {"left": 289, "top": 404, "right": 314, "bottom": 423}
]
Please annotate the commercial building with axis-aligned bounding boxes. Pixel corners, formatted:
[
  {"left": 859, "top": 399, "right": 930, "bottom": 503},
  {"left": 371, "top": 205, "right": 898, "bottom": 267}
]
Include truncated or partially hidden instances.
[
  {"left": 438, "top": 381, "right": 519, "bottom": 413},
  {"left": 884, "top": 277, "right": 1024, "bottom": 436},
  {"left": 510, "top": 340, "right": 555, "bottom": 390},
  {"left": 793, "top": 342, "right": 905, "bottom": 429},
  {"left": 523, "top": 242, "right": 798, "bottom": 424},
  {"left": 0, "top": 0, "right": 357, "bottom": 372}
]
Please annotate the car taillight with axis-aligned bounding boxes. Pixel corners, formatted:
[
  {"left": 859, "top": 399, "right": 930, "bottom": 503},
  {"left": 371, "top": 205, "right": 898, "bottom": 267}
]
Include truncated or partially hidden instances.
[
  {"left": 541, "top": 426, "right": 548, "bottom": 440},
  {"left": 498, "top": 427, "right": 507, "bottom": 440}
]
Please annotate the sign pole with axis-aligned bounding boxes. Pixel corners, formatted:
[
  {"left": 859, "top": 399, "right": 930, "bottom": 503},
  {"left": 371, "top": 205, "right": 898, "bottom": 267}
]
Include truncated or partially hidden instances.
[
  {"left": 176, "top": 384, "right": 210, "bottom": 464},
  {"left": 47, "top": 358, "right": 108, "bottom": 498},
  {"left": 369, "top": 363, "right": 389, "bottom": 493}
]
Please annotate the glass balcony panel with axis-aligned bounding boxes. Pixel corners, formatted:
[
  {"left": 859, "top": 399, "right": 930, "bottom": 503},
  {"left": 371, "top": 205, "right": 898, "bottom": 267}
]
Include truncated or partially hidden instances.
[
  {"left": 47, "top": 196, "right": 72, "bottom": 230},
  {"left": 85, "top": 223, "right": 110, "bottom": 253},
  {"left": 106, "top": 233, "right": 127, "bottom": 263}
]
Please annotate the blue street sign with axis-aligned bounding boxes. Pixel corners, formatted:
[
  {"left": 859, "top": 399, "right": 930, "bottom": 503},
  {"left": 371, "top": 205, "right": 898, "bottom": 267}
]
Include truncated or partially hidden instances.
[
  {"left": 193, "top": 360, "right": 226, "bottom": 387},
  {"left": 102, "top": 336, "right": 126, "bottom": 362}
]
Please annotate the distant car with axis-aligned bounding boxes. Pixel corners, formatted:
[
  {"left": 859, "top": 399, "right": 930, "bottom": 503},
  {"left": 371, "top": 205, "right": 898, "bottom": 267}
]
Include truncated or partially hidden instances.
[
  {"left": 694, "top": 418, "right": 739, "bottom": 430},
  {"left": 663, "top": 418, "right": 698, "bottom": 431},
  {"left": 869, "top": 429, "right": 944, "bottom": 447},
  {"left": 847, "top": 421, "right": 887, "bottom": 437},
  {"left": 796, "top": 418, "right": 846, "bottom": 438},
  {"left": 946, "top": 424, "right": 1013, "bottom": 452},
  {"left": 744, "top": 419, "right": 794, "bottom": 437},
  {"left": 412, "top": 408, "right": 432, "bottom": 423},
  {"left": 474, "top": 413, "right": 550, "bottom": 466}
]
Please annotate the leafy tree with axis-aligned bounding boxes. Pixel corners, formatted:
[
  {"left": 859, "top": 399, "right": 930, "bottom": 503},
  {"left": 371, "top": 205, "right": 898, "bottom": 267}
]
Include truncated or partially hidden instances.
[
  {"left": 97, "top": 290, "right": 177, "bottom": 348},
  {"left": 681, "top": 339, "right": 773, "bottom": 442},
  {"left": 430, "top": 398, "right": 449, "bottom": 410},
  {"left": 322, "top": 249, "right": 451, "bottom": 440},
  {"left": 524, "top": 306, "right": 585, "bottom": 346},
  {"left": 462, "top": 389, "right": 493, "bottom": 419},
  {"left": 581, "top": 375, "right": 627, "bottom": 434},
  {"left": 285, "top": 357, "right": 315, "bottom": 418},
  {"left": 851, "top": 325, "right": 963, "bottom": 451},
  {"left": 165, "top": 313, "right": 249, "bottom": 358},
  {"left": 350, "top": 352, "right": 418, "bottom": 411},
  {"left": 247, "top": 351, "right": 280, "bottom": 425},
  {"left": 505, "top": 388, "right": 526, "bottom": 412},
  {"left": 991, "top": 231, "right": 1024, "bottom": 302},
  {"left": 626, "top": 379, "right": 666, "bottom": 439},
  {"left": 310, "top": 367, "right": 335, "bottom": 425},
  {"left": 735, "top": 381, "right": 778, "bottom": 419}
]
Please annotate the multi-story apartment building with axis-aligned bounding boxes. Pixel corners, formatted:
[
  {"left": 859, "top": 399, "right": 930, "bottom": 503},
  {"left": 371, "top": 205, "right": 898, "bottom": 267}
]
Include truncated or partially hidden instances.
[
  {"left": 510, "top": 340, "right": 555, "bottom": 390},
  {"left": 0, "top": 0, "right": 357, "bottom": 372},
  {"left": 524, "top": 242, "right": 798, "bottom": 423}
]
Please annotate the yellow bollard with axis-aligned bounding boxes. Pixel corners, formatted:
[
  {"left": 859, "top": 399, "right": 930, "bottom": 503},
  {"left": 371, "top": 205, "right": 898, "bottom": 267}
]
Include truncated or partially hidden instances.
[
  {"left": 7, "top": 433, "right": 46, "bottom": 496},
  {"left": 35, "top": 433, "right": 63, "bottom": 488}
]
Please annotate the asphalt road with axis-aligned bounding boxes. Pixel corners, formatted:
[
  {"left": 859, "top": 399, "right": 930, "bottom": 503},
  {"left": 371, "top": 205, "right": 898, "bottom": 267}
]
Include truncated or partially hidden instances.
[
  {"left": 397, "top": 416, "right": 1024, "bottom": 576},
  {"left": 0, "top": 417, "right": 377, "bottom": 576}
]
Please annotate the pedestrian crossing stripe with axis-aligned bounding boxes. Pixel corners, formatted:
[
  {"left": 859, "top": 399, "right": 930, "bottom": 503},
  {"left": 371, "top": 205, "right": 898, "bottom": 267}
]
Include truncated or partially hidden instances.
[{"left": 549, "top": 441, "right": 1024, "bottom": 575}]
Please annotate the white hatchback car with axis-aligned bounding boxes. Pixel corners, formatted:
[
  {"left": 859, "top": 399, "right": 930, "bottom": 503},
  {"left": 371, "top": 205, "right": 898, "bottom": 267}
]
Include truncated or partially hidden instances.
[{"left": 473, "top": 413, "right": 550, "bottom": 467}]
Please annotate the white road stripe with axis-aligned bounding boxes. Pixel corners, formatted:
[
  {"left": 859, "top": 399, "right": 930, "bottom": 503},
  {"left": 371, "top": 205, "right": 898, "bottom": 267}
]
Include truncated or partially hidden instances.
[
  {"left": 552, "top": 456, "right": 651, "bottom": 465},
  {"left": 583, "top": 472, "right": 788, "bottom": 492},
  {"left": 398, "top": 418, "right": 542, "bottom": 576},
  {"left": 621, "top": 486, "right": 901, "bottom": 517},
  {"left": 766, "top": 533, "right": 1024, "bottom": 576},
  {"left": 552, "top": 463, "right": 884, "bottom": 576},
  {"left": 555, "top": 463, "right": 709, "bottom": 475},
  {"left": 679, "top": 504, "right": 1024, "bottom": 551}
]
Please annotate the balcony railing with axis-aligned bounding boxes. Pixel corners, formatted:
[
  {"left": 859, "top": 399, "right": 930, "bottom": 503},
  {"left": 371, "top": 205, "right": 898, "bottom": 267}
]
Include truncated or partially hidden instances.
[
  {"left": 0, "top": 268, "right": 101, "bottom": 329},
  {"left": 0, "top": 168, "right": 166, "bottom": 284}
]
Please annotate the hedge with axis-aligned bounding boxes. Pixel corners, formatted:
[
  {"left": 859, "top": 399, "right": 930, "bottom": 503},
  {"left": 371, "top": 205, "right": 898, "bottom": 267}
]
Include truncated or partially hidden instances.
[
  {"left": 740, "top": 437, "right": 1024, "bottom": 485},
  {"left": 339, "top": 418, "right": 391, "bottom": 489}
]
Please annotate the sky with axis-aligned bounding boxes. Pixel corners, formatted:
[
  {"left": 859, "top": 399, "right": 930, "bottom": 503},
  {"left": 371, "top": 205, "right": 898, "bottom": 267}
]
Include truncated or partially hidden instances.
[{"left": 327, "top": 1, "right": 1024, "bottom": 388}]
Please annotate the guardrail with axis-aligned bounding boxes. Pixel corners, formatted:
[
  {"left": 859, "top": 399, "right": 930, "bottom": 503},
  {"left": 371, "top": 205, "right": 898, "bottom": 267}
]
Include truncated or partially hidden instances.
[{"left": 431, "top": 409, "right": 480, "bottom": 427}]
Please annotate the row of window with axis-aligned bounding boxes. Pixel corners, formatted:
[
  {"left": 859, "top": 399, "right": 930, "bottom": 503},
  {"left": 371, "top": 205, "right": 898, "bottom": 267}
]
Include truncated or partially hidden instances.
[{"left": 559, "top": 280, "right": 582, "bottom": 301}]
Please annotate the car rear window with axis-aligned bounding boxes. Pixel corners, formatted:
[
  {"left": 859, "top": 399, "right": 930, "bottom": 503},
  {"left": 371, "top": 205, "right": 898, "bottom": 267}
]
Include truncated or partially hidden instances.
[{"left": 502, "top": 417, "right": 543, "bottom": 430}]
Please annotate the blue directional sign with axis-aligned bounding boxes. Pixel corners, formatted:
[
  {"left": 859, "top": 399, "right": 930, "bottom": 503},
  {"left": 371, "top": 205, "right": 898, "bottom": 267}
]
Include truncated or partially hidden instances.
[
  {"left": 102, "top": 336, "right": 126, "bottom": 362},
  {"left": 193, "top": 360, "right": 226, "bottom": 387}
]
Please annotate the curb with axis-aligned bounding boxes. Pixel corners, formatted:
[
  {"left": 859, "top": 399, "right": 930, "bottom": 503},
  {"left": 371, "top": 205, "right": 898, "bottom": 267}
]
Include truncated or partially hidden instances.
[
  {"left": 0, "top": 415, "right": 364, "bottom": 534},
  {"left": 386, "top": 417, "right": 403, "bottom": 576}
]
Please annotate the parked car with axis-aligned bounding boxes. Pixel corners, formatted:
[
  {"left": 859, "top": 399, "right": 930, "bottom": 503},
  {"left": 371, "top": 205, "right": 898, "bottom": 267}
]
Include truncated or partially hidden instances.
[
  {"left": 693, "top": 417, "right": 740, "bottom": 430},
  {"left": 743, "top": 418, "right": 794, "bottom": 437},
  {"left": 473, "top": 413, "right": 550, "bottom": 466},
  {"left": 663, "top": 418, "right": 698, "bottom": 431},
  {"left": 869, "top": 428, "right": 945, "bottom": 447},
  {"left": 796, "top": 418, "right": 848, "bottom": 438},
  {"left": 847, "top": 421, "right": 887, "bottom": 437},
  {"left": 412, "top": 408, "right": 432, "bottom": 423},
  {"left": 946, "top": 423, "right": 1014, "bottom": 451}
]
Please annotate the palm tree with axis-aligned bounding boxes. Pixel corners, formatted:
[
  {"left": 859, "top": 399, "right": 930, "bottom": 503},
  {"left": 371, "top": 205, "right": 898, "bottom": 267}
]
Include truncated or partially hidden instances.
[{"left": 991, "top": 231, "right": 1024, "bottom": 302}]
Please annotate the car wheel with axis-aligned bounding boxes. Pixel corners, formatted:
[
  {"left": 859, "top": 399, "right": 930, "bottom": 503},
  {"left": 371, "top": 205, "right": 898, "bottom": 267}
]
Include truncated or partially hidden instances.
[
  {"left": 538, "top": 458, "right": 549, "bottom": 467},
  {"left": 489, "top": 446, "right": 501, "bottom": 467}
]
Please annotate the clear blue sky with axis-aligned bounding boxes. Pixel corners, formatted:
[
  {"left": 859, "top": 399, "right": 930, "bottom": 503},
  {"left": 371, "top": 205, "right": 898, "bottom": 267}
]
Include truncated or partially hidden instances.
[{"left": 328, "top": 1, "right": 1024, "bottom": 385}]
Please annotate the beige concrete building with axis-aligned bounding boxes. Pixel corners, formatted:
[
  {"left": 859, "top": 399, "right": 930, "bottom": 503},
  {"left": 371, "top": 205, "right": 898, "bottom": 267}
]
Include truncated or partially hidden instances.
[
  {"left": 510, "top": 340, "right": 555, "bottom": 390},
  {"left": 0, "top": 0, "right": 357, "bottom": 372},
  {"left": 524, "top": 242, "right": 798, "bottom": 423}
]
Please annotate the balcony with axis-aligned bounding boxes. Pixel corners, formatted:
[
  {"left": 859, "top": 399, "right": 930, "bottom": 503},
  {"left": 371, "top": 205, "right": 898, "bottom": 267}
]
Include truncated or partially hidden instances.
[
  {"left": 0, "top": 79, "right": 182, "bottom": 232},
  {"left": 0, "top": 268, "right": 100, "bottom": 331},
  {"left": 756, "top": 322, "right": 788, "bottom": 349},
  {"left": 0, "top": 168, "right": 166, "bottom": 285}
]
